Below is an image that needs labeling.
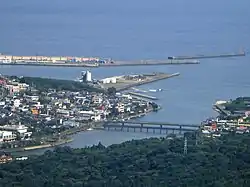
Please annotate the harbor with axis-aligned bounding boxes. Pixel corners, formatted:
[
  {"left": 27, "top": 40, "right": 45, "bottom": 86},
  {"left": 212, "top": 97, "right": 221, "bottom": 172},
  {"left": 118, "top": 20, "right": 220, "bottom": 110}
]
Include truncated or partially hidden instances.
[{"left": 0, "top": 50, "right": 246, "bottom": 68}]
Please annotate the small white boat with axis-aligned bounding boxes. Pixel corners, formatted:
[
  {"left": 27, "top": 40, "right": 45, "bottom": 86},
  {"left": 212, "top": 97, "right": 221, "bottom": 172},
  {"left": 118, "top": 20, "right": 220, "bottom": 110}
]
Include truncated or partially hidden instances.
[
  {"left": 149, "top": 89, "right": 163, "bottom": 92},
  {"left": 86, "top": 128, "right": 93, "bottom": 131}
]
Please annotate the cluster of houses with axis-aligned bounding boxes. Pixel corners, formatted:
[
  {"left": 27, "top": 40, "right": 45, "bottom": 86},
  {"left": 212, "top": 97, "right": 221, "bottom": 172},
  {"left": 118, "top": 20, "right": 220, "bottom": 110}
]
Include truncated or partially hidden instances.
[
  {"left": 201, "top": 116, "right": 250, "bottom": 138},
  {"left": 0, "top": 75, "right": 157, "bottom": 148}
]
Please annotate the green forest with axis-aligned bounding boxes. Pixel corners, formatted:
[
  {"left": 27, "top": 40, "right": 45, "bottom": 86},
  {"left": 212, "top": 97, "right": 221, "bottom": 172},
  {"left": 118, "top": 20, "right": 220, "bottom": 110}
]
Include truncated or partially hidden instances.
[
  {"left": 1, "top": 133, "right": 250, "bottom": 187},
  {"left": 16, "top": 76, "right": 103, "bottom": 92}
]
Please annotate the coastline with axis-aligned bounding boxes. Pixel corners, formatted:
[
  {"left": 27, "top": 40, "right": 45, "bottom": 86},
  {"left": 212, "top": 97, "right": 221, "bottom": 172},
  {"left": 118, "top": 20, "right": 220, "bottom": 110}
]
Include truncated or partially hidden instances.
[
  {"left": 3, "top": 138, "right": 73, "bottom": 154},
  {"left": 3, "top": 106, "right": 160, "bottom": 154},
  {"left": 0, "top": 60, "right": 199, "bottom": 68}
]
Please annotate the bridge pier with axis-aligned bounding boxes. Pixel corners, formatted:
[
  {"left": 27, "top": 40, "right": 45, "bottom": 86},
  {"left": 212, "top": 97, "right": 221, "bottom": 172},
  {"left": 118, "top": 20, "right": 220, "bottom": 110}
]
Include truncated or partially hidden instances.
[
  {"left": 179, "top": 126, "right": 182, "bottom": 135},
  {"left": 140, "top": 124, "right": 143, "bottom": 132}
]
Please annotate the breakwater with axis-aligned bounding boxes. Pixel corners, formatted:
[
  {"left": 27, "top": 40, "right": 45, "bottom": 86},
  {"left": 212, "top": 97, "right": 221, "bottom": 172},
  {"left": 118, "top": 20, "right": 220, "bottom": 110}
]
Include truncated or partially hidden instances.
[
  {"left": 116, "top": 72, "right": 180, "bottom": 92},
  {"left": 100, "top": 60, "right": 199, "bottom": 67},
  {"left": 169, "top": 51, "right": 246, "bottom": 60},
  {"left": 128, "top": 92, "right": 158, "bottom": 100}
]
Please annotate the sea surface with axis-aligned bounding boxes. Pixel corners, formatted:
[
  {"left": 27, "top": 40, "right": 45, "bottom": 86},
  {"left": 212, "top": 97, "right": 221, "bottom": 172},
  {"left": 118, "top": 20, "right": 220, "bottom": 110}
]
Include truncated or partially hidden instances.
[{"left": 1, "top": 0, "right": 250, "bottom": 151}]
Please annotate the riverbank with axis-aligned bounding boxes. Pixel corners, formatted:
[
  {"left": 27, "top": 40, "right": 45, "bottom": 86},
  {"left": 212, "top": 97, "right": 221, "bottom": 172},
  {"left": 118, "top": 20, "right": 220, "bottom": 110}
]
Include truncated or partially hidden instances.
[{"left": 3, "top": 138, "right": 73, "bottom": 154}]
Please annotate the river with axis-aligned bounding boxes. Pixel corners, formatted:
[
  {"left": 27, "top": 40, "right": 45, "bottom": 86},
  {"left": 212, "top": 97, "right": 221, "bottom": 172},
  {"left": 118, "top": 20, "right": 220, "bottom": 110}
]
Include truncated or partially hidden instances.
[{"left": 1, "top": 0, "right": 250, "bottom": 152}]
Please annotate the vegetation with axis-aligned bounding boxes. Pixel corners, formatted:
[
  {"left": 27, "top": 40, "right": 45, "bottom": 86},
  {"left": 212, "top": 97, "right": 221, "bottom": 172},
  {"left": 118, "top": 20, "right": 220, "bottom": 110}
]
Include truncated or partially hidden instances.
[
  {"left": 107, "top": 87, "right": 117, "bottom": 95},
  {"left": 224, "top": 97, "right": 250, "bottom": 113},
  {"left": 17, "top": 76, "right": 104, "bottom": 92},
  {"left": 1, "top": 133, "right": 250, "bottom": 187}
]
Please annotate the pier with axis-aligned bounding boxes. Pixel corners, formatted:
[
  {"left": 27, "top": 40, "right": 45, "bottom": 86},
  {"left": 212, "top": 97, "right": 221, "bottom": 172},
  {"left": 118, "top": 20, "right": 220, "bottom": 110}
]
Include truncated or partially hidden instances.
[
  {"left": 128, "top": 92, "right": 158, "bottom": 100},
  {"left": 102, "top": 121, "right": 200, "bottom": 134},
  {"left": 168, "top": 50, "right": 246, "bottom": 60}
]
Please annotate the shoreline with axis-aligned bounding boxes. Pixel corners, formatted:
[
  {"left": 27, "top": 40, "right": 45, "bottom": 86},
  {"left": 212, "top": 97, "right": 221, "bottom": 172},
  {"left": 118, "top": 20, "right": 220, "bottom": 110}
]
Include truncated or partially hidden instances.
[
  {"left": 3, "top": 138, "right": 73, "bottom": 154},
  {"left": 0, "top": 60, "right": 199, "bottom": 68},
  {"left": 3, "top": 106, "right": 160, "bottom": 154},
  {"left": 115, "top": 73, "right": 180, "bottom": 92}
]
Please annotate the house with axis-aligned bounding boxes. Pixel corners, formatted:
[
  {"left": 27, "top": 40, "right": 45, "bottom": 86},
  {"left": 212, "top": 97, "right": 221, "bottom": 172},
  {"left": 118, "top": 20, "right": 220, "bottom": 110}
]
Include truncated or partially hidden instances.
[
  {"left": 0, "top": 152, "right": 13, "bottom": 164},
  {"left": 116, "top": 103, "right": 125, "bottom": 113},
  {"left": 0, "top": 131, "right": 16, "bottom": 142},
  {"left": 92, "top": 95, "right": 103, "bottom": 104},
  {"left": 13, "top": 99, "right": 21, "bottom": 108},
  {"left": 25, "top": 95, "right": 39, "bottom": 102},
  {"left": 63, "top": 120, "right": 80, "bottom": 127},
  {"left": 0, "top": 124, "right": 32, "bottom": 140}
]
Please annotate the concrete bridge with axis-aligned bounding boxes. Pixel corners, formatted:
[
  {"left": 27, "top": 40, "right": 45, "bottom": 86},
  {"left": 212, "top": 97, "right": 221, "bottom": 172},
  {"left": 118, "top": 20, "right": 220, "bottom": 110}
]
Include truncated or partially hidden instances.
[{"left": 102, "top": 120, "right": 201, "bottom": 134}]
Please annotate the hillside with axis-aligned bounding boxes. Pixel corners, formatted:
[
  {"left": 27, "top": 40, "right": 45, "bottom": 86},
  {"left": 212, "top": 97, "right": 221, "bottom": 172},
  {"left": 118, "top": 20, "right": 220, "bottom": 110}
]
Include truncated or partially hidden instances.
[{"left": 1, "top": 133, "right": 250, "bottom": 187}]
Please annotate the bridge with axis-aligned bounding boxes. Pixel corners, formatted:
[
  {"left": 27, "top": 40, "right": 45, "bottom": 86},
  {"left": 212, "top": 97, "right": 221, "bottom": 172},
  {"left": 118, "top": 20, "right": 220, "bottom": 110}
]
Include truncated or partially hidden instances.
[{"left": 102, "top": 120, "right": 201, "bottom": 134}]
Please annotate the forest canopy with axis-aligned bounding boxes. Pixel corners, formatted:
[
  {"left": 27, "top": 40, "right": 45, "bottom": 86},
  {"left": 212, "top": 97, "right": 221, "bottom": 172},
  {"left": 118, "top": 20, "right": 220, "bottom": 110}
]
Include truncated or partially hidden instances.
[{"left": 1, "top": 133, "right": 250, "bottom": 187}]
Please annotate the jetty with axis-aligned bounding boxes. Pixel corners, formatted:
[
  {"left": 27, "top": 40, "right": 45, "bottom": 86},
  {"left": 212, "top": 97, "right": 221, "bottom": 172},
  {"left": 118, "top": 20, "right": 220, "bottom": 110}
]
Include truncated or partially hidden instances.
[
  {"left": 168, "top": 50, "right": 246, "bottom": 60},
  {"left": 128, "top": 92, "right": 158, "bottom": 100}
]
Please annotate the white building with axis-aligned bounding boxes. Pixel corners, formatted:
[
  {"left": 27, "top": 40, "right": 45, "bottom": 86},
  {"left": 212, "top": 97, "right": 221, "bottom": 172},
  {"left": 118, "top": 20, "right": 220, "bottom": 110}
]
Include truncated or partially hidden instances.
[
  {"left": 81, "top": 71, "right": 92, "bottom": 82},
  {"left": 0, "top": 124, "right": 32, "bottom": 140},
  {"left": 116, "top": 103, "right": 125, "bottom": 113},
  {"left": 14, "top": 99, "right": 21, "bottom": 107},
  {"left": 92, "top": 95, "right": 103, "bottom": 104},
  {"left": 25, "top": 95, "right": 39, "bottom": 102},
  {"left": 0, "top": 131, "right": 15, "bottom": 142},
  {"left": 86, "top": 71, "right": 92, "bottom": 82},
  {"left": 101, "top": 77, "right": 117, "bottom": 84}
]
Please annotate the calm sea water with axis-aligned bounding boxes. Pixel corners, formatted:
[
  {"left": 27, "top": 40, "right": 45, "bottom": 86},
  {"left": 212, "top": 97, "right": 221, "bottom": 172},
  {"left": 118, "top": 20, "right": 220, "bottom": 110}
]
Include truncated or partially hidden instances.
[{"left": 1, "top": 0, "right": 250, "bottom": 150}]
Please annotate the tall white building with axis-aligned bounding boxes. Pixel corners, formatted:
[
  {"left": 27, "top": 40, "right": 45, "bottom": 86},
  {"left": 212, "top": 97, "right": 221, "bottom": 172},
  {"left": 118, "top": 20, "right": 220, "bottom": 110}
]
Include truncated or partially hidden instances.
[
  {"left": 81, "top": 71, "right": 92, "bottom": 82},
  {"left": 86, "top": 71, "right": 92, "bottom": 82}
]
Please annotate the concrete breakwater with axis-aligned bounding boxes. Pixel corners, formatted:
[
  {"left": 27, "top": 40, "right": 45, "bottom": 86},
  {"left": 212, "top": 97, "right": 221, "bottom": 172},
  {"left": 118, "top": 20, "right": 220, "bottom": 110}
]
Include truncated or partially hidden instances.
[
  {"left": 100, "top": 60, "right": 199, "bottom": 67},
  {"left": 169, "top": 51, "right": 246, "bottom": 60},
  {"left": 109, "top": 72, "right": 180, "bottom": 92},
  {"left": 128, "top": 92, "right": 158, "bottom": 100},
  {"left": 0, "top": 53, "right": 200, "bottom": 68}
]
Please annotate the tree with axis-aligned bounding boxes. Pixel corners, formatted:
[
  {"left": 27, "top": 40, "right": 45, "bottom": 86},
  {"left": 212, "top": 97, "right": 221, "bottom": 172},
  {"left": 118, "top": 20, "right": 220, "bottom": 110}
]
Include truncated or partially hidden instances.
[{"left": 107, "top": 87, "right": 116, "bottom": 95}]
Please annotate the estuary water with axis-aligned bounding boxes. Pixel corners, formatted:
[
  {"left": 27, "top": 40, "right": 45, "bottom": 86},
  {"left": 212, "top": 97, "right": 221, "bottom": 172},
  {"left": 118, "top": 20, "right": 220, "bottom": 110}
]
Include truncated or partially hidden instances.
[{"left": 1, "top": 0, "right": 250, "bottom": 150}]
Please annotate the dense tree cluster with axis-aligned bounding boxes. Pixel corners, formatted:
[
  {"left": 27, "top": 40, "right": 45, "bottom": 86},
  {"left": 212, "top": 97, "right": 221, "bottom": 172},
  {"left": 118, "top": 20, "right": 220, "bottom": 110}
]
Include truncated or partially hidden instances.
[
  {"left": 1, "top": 133, "right": 250, "bottom": 187},
  {"left": 18, "top": 76, "right": 103, "bottom": 92}
]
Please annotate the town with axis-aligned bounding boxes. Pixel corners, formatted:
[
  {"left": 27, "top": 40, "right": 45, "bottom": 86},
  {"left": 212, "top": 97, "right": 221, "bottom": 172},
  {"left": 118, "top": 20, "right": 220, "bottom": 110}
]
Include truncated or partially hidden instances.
[
  {"left": 0, "top": 73, "right": 160, "bottom": 163},
  {"left": 1, "top": 71, "right": 250, "bottom": 164},
  {"left": 201, "top": 97, "right": 250, "bottom": 137}
]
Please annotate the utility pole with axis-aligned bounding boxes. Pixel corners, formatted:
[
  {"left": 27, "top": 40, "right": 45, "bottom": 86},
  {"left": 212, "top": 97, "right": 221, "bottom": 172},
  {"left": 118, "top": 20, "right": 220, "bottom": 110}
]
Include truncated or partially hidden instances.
[
  {"left": 195, "top": 132, "right": 198, "bottom": 146},
  {"left": 184, "top": 136, "right": 187, "bottom": 155}
]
